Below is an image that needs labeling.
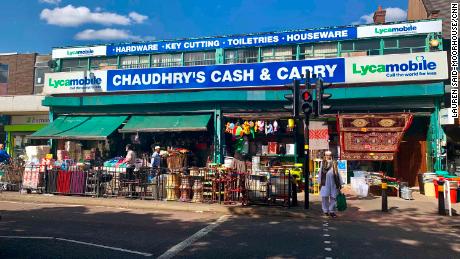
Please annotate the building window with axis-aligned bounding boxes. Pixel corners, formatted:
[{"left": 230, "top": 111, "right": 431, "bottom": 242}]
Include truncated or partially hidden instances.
[
  {"left": 151, "top": 53, "right": 182, "bottom": 67},
  {"left": 90, "top": 57, "right": 118, "bottom": 70},
  {"left": 61, "top": 58, "right": 88, "bottom": 72},
  {"left": 300, "top": 43, "right": 338, "bottom": 59},
  {"left": 0, "top": 64, "right": 8, "bottom": 83},
  {"left": 120, "top": 55, "right": 150, "bottom": 69},
  {"left": 384, "top": 38, "right": 398, "bottom": 48},
  {"left": 383, "top": 36, "right": 427, "bottom": 54},
  {"left": 340, "top": 40, "right": 380, "bottom": 56},
  {"left": 398, "top": 36, "right": 426, "bottom": 48},
  {"left": 383, "top": 48, "right": 411, "bottom": 54},
  {"left": 262, "top": 46, "right": 294, "bottom": 62},
  {"left": 224, "top": 48, "right": 258, "bottom": 64},
  {"left": 184, "top": 51, "right": 215, "bottom": 66},
  {"left": 34, "top": 61, "right": 51, "bottom": 94}
]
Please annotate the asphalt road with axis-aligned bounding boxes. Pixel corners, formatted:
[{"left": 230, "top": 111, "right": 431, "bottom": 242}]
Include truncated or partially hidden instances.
[{"left": 1, "top": 200, "right": 459, "bottom": 259}]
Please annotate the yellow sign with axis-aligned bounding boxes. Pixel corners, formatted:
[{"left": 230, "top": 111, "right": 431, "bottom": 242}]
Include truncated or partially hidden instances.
[
  {"left": 304, "top": 145, "right": 309, "bottom": 150},
  {"left": 438, "top": 185, "right": 444, "bottom": 192},
  {"left": 381, "top": 182, "right": 388, "bottom": 189},
  {"left": 45, "top": 154, "right": 53, "bottom": 160}
]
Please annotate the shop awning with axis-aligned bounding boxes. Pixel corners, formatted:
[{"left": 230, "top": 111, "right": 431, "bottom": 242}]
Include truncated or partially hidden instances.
[
  {"left": 29, "top": 116, "right": 127, "bottom": 140},
  {"left": 119, "top": 114, "right": 211, "bottom": 133}
]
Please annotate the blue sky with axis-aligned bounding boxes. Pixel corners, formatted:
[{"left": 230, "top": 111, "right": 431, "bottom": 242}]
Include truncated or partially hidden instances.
[{"left": 0, "top": 0, "right": 408, "bottom": 54}]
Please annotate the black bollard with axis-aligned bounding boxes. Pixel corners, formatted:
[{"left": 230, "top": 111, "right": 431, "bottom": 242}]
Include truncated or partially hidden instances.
[
  {"left": 381, "top": 180, "right": 388, "bottom": 212},
  {"left": 438, "top": 180, "right": 446, "bottom": 216}
]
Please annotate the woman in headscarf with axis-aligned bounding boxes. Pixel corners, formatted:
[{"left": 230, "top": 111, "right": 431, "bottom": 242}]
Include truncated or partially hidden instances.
[{"left": 317, "top": 150, "right": 343, "bottom": 218}]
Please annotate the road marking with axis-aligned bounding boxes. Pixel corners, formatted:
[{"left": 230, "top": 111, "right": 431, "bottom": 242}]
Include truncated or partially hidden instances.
[
  {"left": 324, "top": 241, "right": 331, "bottom": 244},
  {"left": 55, "top": 238, "right": 152, "bottom": 257},
  {"left": 323, "top": 234, "right": 330, "bottom": 237},
  {"left": 325, "top": 248, "right": 332, "bottom": 251},
  {"left": 157, "top": 215, "right": 230, "bottom": 259},
  {"left": 325, "top": 257, "right": 333, "bottom": 259},
  {"left": 324, "top": 229, "right": 329, "bottom": 231},
  {"left": 0, "top": 236, "right": 152, "bottom": 257}
]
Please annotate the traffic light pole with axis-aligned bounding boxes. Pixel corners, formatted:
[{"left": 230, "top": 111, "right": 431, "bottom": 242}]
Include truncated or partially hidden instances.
[{"left": 304, "top": 116, "right": 310, "bottom": 209}]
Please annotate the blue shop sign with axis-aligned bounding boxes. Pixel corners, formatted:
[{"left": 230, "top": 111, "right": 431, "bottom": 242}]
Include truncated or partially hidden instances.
[
  {"left": 107, "top": 27, "right": 357, "bottom": 55},
  {"left": 107, "top": 58, "right": 345, "bottom": 92}
]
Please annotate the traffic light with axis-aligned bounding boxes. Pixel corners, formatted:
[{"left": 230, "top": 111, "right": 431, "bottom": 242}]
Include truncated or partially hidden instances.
[
  {"left": 315, "top": 78, "right": 332, "bottom": 116},
  {"left": 284, "top": 79, "right": 300, "bottom": 118},
  {"left": 299, "top": 88, "right": 314, "bottom": 116}
]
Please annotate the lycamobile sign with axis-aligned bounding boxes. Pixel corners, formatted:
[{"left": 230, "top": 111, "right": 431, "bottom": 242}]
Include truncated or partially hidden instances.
[
  {"left": 357, "top": 20, "right": 442, "bottom": 38},
  {"left": 352, "top": 56, "right": 437, "bottom": 76},
  {"left": 66, "top": 49, "right": 94, "bottom": 56},
  {"left": 44, "top": 71, "right": 107, "bottom": 94},
  {"left": 374, "top": 25, "right": 416, "bottom": 35},
  {"left": 48, "top": 76, "right": 102, "bottom": 88},
  {"left": 345, "top": 52, "right": 448, "bottom": 83}
]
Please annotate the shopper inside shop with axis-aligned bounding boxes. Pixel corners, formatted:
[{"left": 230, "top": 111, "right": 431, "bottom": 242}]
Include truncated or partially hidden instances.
[
  {"left": 318, "top": 150, "right": 343, "bottom": 218},
  {"left": 151, "top": 145, "right": 161, "bottom": 176},
  {"left": 123, "top": 144, "right": 136, "bottom": 180},
  {"left": 0, "top": 144, "right": 11, "bottom": 164}
]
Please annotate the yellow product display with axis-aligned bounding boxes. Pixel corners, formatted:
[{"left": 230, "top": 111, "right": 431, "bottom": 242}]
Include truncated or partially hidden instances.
[
  {"left": 310, "top": 159, "right": 322, "bottom": 195},
  {"left": 424, "top": 182, "right": 435, "bottom": 197}
]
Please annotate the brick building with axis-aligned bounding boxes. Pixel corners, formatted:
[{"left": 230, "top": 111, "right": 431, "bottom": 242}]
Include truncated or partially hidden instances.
[{"left": 0, "top": 53, "right": 50, "bottom": 157}]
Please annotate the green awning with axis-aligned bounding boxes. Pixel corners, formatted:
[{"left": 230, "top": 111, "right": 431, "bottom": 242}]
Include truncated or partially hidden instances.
[
  {"left": 29, "top": 116, "right": 127, "bottom": 140},
  {"left": 119, "top": 114, "right": 211, "bottom": 133}
]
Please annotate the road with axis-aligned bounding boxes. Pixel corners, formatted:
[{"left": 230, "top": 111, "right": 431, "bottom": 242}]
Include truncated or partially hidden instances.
[{"left": 0, "top": 200, "right": 459, "bottom": 258}]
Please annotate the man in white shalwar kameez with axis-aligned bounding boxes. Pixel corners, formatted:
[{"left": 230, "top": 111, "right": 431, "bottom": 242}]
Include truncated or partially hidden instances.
[{"left": 317, "top": 151, "right": 343, "bottom": 217}]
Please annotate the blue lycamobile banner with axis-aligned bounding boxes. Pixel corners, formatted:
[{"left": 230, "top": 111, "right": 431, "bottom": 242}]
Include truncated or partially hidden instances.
[
  {"left": 106, "top": 27, "right": 356, "bottom": 55},
  {"left": 107, "top": 58, "right": 346, "bottom": 91}
]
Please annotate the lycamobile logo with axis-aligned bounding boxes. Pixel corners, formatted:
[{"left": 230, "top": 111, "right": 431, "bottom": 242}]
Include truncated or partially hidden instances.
[
  {"left": 353, "top": 56, "right": 437, "bottom": 76},
  {"left": 375, "top": 25, "right": 416, "bottom": 34},
  {"left": 48, "top": 77, "right": 102, "bottom": 88},
  {"left": 66, "top": 49, "right": 94, "bottom": 56}
]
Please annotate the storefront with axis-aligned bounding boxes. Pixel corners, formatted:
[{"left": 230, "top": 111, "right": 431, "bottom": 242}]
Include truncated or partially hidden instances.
[
  {"left": 4, "top": 115, "right": 49, "bottom": 158},
  {"left": 28, "top": 19, "right": 450, "bottom": 202}
]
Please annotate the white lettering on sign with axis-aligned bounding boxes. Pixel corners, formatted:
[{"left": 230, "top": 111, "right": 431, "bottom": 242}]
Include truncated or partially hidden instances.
[{"left": 277, "top": 65, "right": 337, "bottom": 80}]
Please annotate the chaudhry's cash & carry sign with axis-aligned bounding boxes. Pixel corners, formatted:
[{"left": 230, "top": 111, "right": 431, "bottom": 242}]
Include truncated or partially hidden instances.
[{"left": 43, "top": 52, "right": 448, "bottom": 94}]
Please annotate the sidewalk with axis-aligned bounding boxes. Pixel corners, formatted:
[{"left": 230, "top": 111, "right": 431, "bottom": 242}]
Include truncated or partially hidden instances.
[{"left": 1, "top": 188, "right": 458, "bottom": 223}]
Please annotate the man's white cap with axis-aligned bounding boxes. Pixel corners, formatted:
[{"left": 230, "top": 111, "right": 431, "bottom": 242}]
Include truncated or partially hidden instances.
[
  {"left": 325, "top": 150, "right": 332, "bottom": 155},
  {"left": 155, "top": 146, "right": 161, "bottom": 150}
]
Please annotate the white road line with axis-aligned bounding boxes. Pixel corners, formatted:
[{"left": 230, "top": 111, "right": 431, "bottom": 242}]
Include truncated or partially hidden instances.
[
  {"left": 324, "top": 241, "right": 331, "bottom": 244},
  {"left": 325, "top": 257, "right": 333, "bottom": 259},
  {"left": 323, "top": 234, "right": 330, "bottom": 237},
  {"left": 0, "top": 236, "right": 152, "bottom": 257},
  {"left": 55, "top": 238, "right": 152, "bottom": 257},
  {"left": 323, "top": 229, "right": 329, "bottom": 231},
  {"left": 325, "top": 248, "right": 332, "bottom": 251},
  {"left": 157, "top": 215, "right": 230, "bottom": 259}
]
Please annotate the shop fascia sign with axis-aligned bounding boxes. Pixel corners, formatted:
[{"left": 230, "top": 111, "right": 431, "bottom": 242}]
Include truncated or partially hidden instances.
[
  {"left": 44, "top": 52, "right": 448, "bottom": 94},
  {"left": 345, "top": 51, "right": 448, "bottom": 83},
  {"left": 11, "top": 115, "right": 50, "bottom": 125},
  {"left": 106, "top": 58, "right": 346, "bottom": 91},
  {"left": 52, "top": 46, "right": 107, "bottom": 59},
  {"left": 357, "top": 20, "right": 442, "bottom": 38},
  {"left": 43, "top": 71, "right": 107, "bottom": 94},
  {"left": 107, "top": 28, "right": 356, "bottom": 55}
]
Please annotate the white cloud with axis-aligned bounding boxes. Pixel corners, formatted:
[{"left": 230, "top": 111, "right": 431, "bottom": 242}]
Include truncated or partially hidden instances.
[
  {"left": 39, "top": 0, "right": 61, "bottom": 4},
  {"left": 385, "top": 7, "right": 407, "bottom": 22},
  {"left": 75, "top": 29, "right": 142, "bottom": 41},
  {"left": 129, "top": 12, "right": 148, "bottom": 24},
  {"left": 40, "top": 5, "right": 148, "bottom": 27},
  {"left": 353, "top": 7, "right": 407, "bottom": 25}
]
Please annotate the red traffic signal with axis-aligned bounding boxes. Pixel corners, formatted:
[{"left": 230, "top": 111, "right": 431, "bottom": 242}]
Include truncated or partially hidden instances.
[{"left": 302, "top": 90, "right": 312, "bottom": 102}]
